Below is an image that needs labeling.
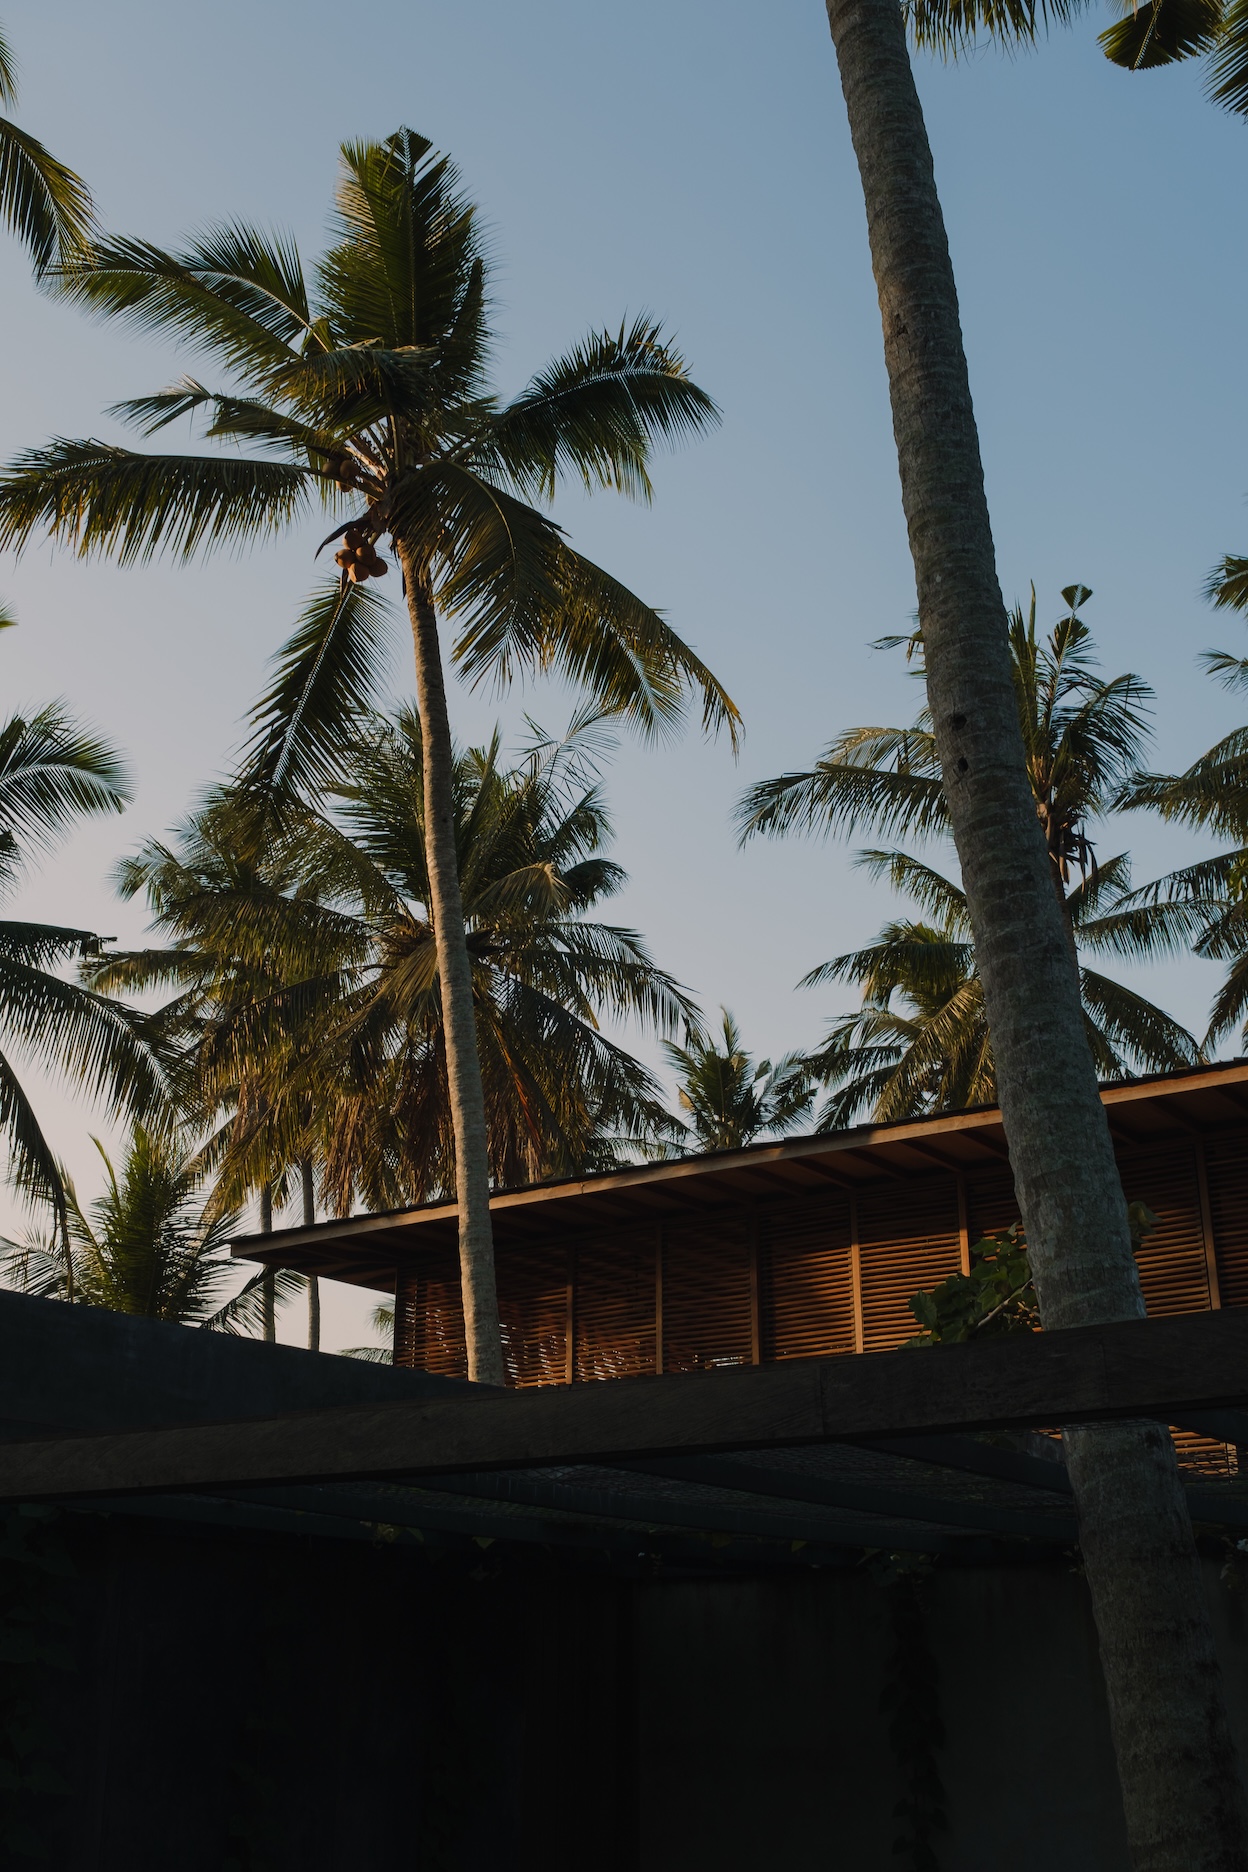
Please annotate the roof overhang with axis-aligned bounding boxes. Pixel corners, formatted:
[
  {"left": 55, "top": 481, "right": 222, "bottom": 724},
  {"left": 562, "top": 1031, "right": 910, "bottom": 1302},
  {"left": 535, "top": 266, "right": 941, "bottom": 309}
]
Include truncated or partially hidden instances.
[{"left": 229, "top": 1059, "right": 1248, "bottom": 1292}]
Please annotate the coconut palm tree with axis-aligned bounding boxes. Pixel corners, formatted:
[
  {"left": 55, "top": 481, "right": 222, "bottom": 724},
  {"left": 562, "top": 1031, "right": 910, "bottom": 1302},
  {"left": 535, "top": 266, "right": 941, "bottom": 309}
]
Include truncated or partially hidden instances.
[
  {"left": 801, "top": 0, "right": 1241, "bottom": 1824},
  {"left": 663, "top": 1010, "right": 812, "bottom": 1152},
  {"left": 1121, "top": 612, "right": 1248, "bottom": 1050},
  {"left": 0, "top": 129, "right": 737, "bottom": 1383},
  {"left": 0, "top": 1125, "right": 298, "bottom": 1329},
  {"left": 87, "top": 706, "right": 691, "bottom": 1224},
  {"left": 0, "top": 21, "right": 92, "bottom": 269},
  {"left": 0, "top": 685, "right": 165, "bottom": 1231},
  {"left": 806, "top": 849, "right": 1200, "bottom": 1127}
]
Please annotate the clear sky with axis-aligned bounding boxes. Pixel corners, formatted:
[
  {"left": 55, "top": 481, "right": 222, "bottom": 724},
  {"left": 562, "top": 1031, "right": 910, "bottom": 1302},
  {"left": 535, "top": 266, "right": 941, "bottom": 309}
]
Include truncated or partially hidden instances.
[{"left": 0, "top": 0, "right": 1245, "bottom": 1350}]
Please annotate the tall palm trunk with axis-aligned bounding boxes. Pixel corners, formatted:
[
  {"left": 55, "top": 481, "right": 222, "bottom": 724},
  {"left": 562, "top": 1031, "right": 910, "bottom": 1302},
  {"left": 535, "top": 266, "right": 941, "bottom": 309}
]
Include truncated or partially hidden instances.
[
  {"left": 398, "top": 551, "right": 504, "bottom": 1387},
  {"left": 301, "top": 1159, "right": 320, "bottom": 1353},
  {"left": 822, "top": 0, "right": 1247, "bottom": 1862}
]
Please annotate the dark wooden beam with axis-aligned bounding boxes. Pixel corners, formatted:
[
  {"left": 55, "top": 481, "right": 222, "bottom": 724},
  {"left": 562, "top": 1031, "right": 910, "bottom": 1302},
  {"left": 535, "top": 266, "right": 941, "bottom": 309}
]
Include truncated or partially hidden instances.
[{"left": 6, "top": 1310, "right": 1248, "bottom": 1505}]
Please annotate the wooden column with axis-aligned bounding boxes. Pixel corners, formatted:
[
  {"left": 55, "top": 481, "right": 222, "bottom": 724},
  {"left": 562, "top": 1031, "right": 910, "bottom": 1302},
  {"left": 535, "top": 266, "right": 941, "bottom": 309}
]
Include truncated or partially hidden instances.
[
  {"left": 956, "top": 1175, "right": 971, "bottom": 1277},
  {"left": 849, "top": 1194, "right": 865, "bottom": 1355},
  {"left": 654, "top": 1222, "right": 664, "bottom": 1375},
  {"left": 565, "top": 1242, "right": 576, "bottom": 1386},
  {"left": 1195, "top": 1142, "right": 1223, "bottom": 1311},
  {"left": 393, "top": 1266, "right": 419, "bottom": 1368}
]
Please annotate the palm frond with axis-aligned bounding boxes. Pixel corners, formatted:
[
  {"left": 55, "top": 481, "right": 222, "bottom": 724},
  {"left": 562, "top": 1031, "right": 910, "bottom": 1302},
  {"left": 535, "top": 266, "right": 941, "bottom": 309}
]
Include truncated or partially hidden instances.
[
  {"left": 0, "top": 113, "right": 93, "bottom": 269},
  {"left": 0, "top": 438, "right": 311, "bottom": 563}
]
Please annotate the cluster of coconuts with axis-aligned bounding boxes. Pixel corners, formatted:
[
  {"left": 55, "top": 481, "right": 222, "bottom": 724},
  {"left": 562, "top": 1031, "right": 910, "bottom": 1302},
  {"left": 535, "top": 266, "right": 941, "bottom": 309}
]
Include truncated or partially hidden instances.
[{"left": 334, "top": 524, "right": 389, "bottom": 584}]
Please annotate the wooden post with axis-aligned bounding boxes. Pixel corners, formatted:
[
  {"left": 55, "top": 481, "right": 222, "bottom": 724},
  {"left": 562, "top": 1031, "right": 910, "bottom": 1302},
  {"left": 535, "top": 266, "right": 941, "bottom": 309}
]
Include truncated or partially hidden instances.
[
  {"left": 655, "top": 1222, "right": 664, "bottom": 1376},
  {"left": 259, "top": 1184, "right": 275, "bottom": 1344},
  {"left": 957, "top": 1175, "right": 971, "bottom": 1277},
  {"left": 748, "top": 1212, "right": 761, "bottom": 1366},
  {"left": 849, "top": 1194, "right": 864, "bottom": 1355},
  {"left": 393, "top": 1267, "right": 419, "bottom": 1368},
  {"left": 1195, "top": 1142, "right": 1223, "bottom": 1311},
  {"left": 565, "top": 1242, "right": 576, "bottom": 1386}
]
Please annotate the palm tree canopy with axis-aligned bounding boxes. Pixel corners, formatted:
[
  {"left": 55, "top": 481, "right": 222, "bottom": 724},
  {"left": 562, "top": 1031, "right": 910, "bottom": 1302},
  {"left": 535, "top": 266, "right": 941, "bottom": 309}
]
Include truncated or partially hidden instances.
[
  {"left": 901, "top": 0, "right": 1248, "bottom": 122},
  {"left": 88, "top": 708, "right": 693, "bottom": 1213},
  {"left": 0, "top": 21, "right": 93, "bottom": 268},
  {"left": 739, "top": 585, "right": 1152, "bottom": 894},
  {"left": 0, "top": 129, "right": 738, "bottom": 748},
  {"left": 0, "top": 1126, "right": 297, "bottom": 1328},
  {"left": 663, "top": 1009, "right": 812, "bottom": 1153},
  {"left": 0, "top": 683, "right": 166, "bottom": 1220},
  {"left": 805, "top": 849, "right": 1201, "bottom": 1127}
]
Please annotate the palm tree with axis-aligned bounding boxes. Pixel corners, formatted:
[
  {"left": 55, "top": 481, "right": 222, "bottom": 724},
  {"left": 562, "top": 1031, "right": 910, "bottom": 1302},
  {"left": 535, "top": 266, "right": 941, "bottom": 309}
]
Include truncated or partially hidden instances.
[
  {"left": 812, "top": 0, "right": 1240, "bottom": 1835},
  {"left": 0, "top": 685, "right": 165, "bottom": 1233},
  {"left": 1096, "top": 0, "right": 1248, "bottom": 120},
  {"left": 87, "top": 707, "right": 692, "bottom": 1222},
  {"left": 806, "top": 849, "right": 1199, "bottom": 1127},
  {"left": 0, "top": 129, "right": 738, "bottom": 1383},
  {"left": 0, "top": 21, "right": 92, "bottom": 269},
  {"left": 0, "top": 1126, "right": 298, "bottom": 1329},
  {"left": 1122, "top": 612, "right": 1248, "bottom": 1050},
  {"left": 663, "top": 1010, "right": 812, "bottom": 1152},
  {"left": 743, "top": 587, "right": 1204, "bottom": 1121}
]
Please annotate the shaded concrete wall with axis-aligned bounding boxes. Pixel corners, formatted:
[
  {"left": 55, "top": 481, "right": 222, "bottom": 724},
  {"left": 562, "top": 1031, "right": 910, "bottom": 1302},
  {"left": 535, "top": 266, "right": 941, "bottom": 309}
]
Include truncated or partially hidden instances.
[{"left": 14, "top": 1509, "right": 1248, "bottom": 1869}]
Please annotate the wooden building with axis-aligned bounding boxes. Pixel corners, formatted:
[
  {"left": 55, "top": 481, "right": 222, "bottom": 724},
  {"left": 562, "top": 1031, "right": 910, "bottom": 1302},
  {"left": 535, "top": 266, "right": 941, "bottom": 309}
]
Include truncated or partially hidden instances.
[{"left": 234, "top": 1061, "right": 1248, "bottom": 1394}]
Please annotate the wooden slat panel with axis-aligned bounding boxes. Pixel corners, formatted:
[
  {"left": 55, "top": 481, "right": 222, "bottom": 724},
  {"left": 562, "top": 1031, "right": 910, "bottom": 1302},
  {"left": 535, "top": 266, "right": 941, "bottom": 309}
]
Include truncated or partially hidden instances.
[
  {"left": 858, "top": 1175, "right": 961, "bottom": 1352},
  {"left": 574, "top": 1232, "right": 656, "bottom": 1382},
  {"left": 1117, "top": 1145, "right": 1211, "bottom": 1319},
  {"left": 662, "top": 1212, "right": 753, "bottom": 1373},
  {"left": 1207, "top": 1134, "right": 1248, "bottom": 1309},
  {"left": 759, "top": 1196, "right": 855, "bottom": 1362},
  {"left": 966, "top": 1170, "right": 1021, "bottom": 1243},
  {"left": 410, "top": 1250, "right": 467, "bottom": 1381},
  {"left": 498, "top": 1243, "right": 568, "bottom": 1389}
]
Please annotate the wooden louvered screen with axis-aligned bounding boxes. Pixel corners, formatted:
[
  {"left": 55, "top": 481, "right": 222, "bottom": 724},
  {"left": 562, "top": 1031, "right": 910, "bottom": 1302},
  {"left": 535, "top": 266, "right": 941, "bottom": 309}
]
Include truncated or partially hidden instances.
[
  {"left": 857, "top": 1175, "right": 962, "bottom": 1352},
  {"left": 759, "top": 1195, "right": 855, "bottom": 1361},
  {"left": 409, "top": 1248, "right": 467, "bottom": 1380},
  {"left": 662, "top": 1212, "right": 753, "bottom": 1372},
  {"left": 1117, "top": 1145, "right": 1213, "bottom": 1317},
  {"left": 1207, "top": 1136, "right": 1248, "bottom": 1309},
  {"left": 498, "top": 1241, "right": 569, "bottom": 1388},
  {"left": 393, "top": 1268, "right": 418, "bottom": 1369},
  {"left": 574, "top": 1229, "right": 656, "bottom": 1382},
  {"left": 966, "top": 1171, "right": 1021, "bottom": 1243}
]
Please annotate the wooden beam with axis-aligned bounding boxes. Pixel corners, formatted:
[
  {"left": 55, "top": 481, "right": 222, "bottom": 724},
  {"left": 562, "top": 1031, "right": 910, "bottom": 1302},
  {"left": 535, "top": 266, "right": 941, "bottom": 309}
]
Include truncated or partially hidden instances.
[{"left": 7, "top": 1310, "right": 1248, "bottom": 1506}]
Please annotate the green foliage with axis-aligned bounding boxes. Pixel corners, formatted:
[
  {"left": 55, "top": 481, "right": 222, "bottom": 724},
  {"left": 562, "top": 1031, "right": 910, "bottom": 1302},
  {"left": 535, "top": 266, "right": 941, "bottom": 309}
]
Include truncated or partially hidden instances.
[
  {"left": 905, "top": 1203, "right": 1158, "bottom": 1346},
  {"left": 0, "top": 1128, "right": 297, "bottom": 1330},
  {"left": 742, "top": 588, "right": 1201, "bottom": 1125},
  {"left": 662, "top": 1009, "right": 812, "bottom": 1153},
  {"left": 905, "top": 1226, "right": 1040, "bottom": 1347},
  {"left": 0, "top": 22, "right": 93, "bottom": 270},
  {"left": 90, "top": 709, "right": 692, "bottom": 1214},
  {"left": 0, "top": 130, "right": 738, "bottom": 749}
]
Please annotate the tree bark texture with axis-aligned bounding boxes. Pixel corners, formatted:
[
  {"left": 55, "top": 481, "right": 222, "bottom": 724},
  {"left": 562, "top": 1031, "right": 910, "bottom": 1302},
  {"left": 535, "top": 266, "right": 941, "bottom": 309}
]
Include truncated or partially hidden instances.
[
  {"left": 301, "top": 1160, "right": 320, "bottom": 1353},
  {"left": 399, "top": 556, "right": 505, "bottom": 1387},
  {"left": 821, "top": 0, "right": 1247, "bottom": 1861}
]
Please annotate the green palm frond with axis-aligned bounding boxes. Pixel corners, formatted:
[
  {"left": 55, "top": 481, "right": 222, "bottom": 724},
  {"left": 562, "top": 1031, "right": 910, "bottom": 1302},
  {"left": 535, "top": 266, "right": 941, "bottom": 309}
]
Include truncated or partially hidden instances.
[
  {"left": 905, "top": 0, "right": 1091, "bottom": 54},
  {"left": 0, "top": 111, "right": 93, "bottom": 269},
  {"left": 241, "top": 579, "right": 393, "bottom": 794},
  {"left": 1100, "top": 0, "right": 1223, "bottom": 69},
  {"left": 0, "top": 1044, "right": 68, "bottom": 1220},
  {"left": 0, "top": 438, "right": 312, "bottom": 563},
  {"left": 0, "top": 704, "right": 129, "bottom": 856},
  {"left": 1207, "top": 0, "right": 1248, "bottom": 110},
  {"left": 485, "top": 317, "right": 720, "bottom": 504},
  {"left": 1207, "top": 556, "right": 1248, "bottom": 612},
  {"left": 53, "top": 228, "right": 319, "bottom": 381}
]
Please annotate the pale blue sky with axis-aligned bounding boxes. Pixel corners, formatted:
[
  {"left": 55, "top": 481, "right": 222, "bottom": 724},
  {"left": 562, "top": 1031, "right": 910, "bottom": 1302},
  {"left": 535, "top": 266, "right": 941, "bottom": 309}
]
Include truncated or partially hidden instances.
[{"left": 0, "top": 1, "right": 1244, "bottom": 1347}]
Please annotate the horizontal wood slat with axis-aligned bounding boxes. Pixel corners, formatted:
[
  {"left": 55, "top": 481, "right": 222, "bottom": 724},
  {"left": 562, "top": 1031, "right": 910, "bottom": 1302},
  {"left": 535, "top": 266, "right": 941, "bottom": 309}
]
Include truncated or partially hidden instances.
[
  {"left": 662, "top": 1214, "right": 753, "bottom": 1373},
  {"left": 857, "top": 1176, "right": 961, "bottom": 1353},
  {"left": 1206, "top": 1138, "right": 1248, "bottom": 1310},
  {"left": 574, "top": 1233, "right": 656, "bottom": 1383},
  {"left": 760, "top": 1196, "right": 855, "bottom": 1362},
  {"left": 498, "top": 1242, "right": 568, "bottom": 1389},
  {"left": 1117, "top": 1146, "right": 1212, "bottom": 1319}
]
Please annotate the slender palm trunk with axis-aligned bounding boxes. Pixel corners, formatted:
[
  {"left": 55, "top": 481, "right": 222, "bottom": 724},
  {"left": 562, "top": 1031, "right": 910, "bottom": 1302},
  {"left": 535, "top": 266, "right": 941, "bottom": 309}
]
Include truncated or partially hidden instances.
[
  {"left": 259, "top": 1182, "right": 275, "bottom": 1344},
  {"left": 397, "top": 551, "right": 504, "bottom": 1387},
  {"left": 301, "top": 1159, "right": 320, "bottom": 1353},
  {"left": 822, "top": 0, "right": 1247, "bottom": 1861}
]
